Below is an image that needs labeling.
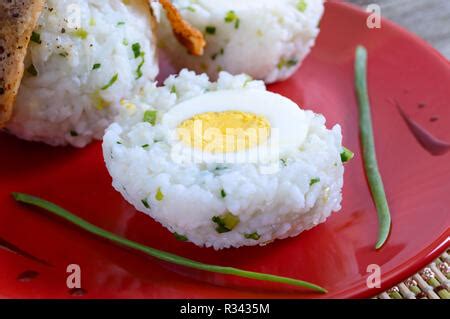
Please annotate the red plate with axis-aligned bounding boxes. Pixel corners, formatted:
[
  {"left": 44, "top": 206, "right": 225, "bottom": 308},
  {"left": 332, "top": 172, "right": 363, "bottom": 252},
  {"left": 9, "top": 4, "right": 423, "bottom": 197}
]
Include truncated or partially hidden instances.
[{"left": 0, "top": 1, "right": 449, "bottom": 299}]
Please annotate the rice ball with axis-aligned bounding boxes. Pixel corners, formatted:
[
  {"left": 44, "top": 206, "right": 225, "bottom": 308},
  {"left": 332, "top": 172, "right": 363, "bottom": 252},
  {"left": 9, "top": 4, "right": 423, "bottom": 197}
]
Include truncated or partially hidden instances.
[
  {"left": 157, "top": 0, "right": 325, "bottom": 83},
  {"left": 103, "top": 70, "right": 345, "bottom": 249},
  {"left": 6, "top": 0, "right": 159, "bottom": 147}
]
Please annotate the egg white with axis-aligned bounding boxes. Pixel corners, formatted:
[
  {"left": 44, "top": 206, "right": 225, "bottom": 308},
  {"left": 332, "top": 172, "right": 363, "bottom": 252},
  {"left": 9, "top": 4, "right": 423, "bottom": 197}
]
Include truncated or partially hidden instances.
[{"left": 162, "top": 89, "right": 310, "bottom": 165}]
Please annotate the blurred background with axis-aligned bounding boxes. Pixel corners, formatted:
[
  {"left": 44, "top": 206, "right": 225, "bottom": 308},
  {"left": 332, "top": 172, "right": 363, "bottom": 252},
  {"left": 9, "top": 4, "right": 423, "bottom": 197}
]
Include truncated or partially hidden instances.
[{"left": 348, "top": 0, "right": 450, "bottom": 58}]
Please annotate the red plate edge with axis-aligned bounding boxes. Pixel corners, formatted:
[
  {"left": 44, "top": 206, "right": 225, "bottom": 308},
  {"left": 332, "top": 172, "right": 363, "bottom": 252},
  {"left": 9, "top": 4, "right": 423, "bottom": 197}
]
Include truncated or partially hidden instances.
[
  {"left": 319, "top": 0, "right": 450, "bottom": 299},
  {"left": 0, "top": 1, "right": 449, "bottom": 299}
]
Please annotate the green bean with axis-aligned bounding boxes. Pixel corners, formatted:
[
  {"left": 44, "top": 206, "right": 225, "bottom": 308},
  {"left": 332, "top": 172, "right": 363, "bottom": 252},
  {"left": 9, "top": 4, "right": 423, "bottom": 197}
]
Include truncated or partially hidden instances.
[
  {"left": 354, "top": 46, "right": 392, "bottom": 249},
  {"left": 12, "top": 192, "right": 327, "bottom": 293}
]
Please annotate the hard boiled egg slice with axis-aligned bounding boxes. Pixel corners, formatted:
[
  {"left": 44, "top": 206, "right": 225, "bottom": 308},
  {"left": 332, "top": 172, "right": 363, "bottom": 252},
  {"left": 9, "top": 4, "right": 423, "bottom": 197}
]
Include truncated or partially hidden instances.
[{"left": 162, "top": 89, "right": 309, "bottom": 165}]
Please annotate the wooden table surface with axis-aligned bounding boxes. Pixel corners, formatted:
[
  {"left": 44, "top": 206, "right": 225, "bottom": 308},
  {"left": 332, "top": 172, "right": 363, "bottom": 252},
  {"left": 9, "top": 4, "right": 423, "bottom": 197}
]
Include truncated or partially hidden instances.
[{"left": 348, "top": 0, "right": 450, "bottom": 59}]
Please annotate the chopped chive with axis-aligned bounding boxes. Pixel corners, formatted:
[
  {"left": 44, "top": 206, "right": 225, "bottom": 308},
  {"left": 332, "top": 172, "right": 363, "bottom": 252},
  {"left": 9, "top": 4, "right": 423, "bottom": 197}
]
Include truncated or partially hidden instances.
[
  {"left": 122, "top": 39, "right": 129, "bottom": 46},
  {"left": 132, "top": 43, "right": 145, "bottom": 79},
  {"left": 205, "top": 26, "right": 216, "bottom": 35},
  {"left": 212, "top": 212, "right": 239, "bottom": 233},
  {"left": 173, "top": 232, "right": 188, "bottom": 242},
  {"left": 141, "top": 199, "right": 150, "bottom": 209},
  {"left": 31, "top": 31, "right": 41, "bottom": 44},
  {"left": 135, "top": 55, "right": 145, "bottom": 80},
  {"left": 92, "top": 63, "right": 101, "bottom": 70},
  {"left": 143, "top": 110, "right": 157, "bottom": 125},
  {"left": 155, "top": 188, "right": 164, "bottom": 201},
  {"left": 309, "top": 178, "right": 320, "bottom": 186},
  {"left": 27, "top": 64, "right": 38, "bottom": 76},
  {"left": 341, "top": 147, "right": 354, "bottom": 163},
  {"left": 91, "top": 90, "right": 109, "bottom": 110},
  {"left": 142, "top": 144, "right": 149, "bottom": 149},
  {"left": 297, "top": 0, "right": 308, "bottom": 12},
  {"left": 132, "top": 43, "right": 141, "bottom": 58},
  {"left": 116, "top": 141, "right": 122, "bottom": 145},
  {"left": 101, "top": 73, "right": 119, "bottom": 90},
  {"left": 286, "top": 59, "right": 298, "bottom": 67},
  {"left": 59, "top": 52, "right": 69, "bottom": 57},
  {"left": 355, "top": 45, "right": 391, "bottom": 250},
  {"left": 116, "top": 21, "right": 125, "bottom": 26},
  {"left": 234, "top": 18, "right": 240, "bottom": 29},
  {"left": 277, "top": 58, "right": 298, "bottom": 69},
  {"left": 225, "top": 10, "right": 237, "bottom": 23},
  {"left": 186, "top": 6, "right": 195, "bottom": 12},
  {"left": 277, "top": 58, "right": 286, "bottom": 70},
  {"left": 12, "top": 192, "right": 326, "bottom": 293},
  {"left": 220, "top": 189, "right": 227, "bottom": 198},
  {"left": 244, "top": 232, "right": 261, "bottom": 240},
  {"left": 72, "top": 28, "right": 88, "bottom": 39},
  {"left": 170, "top": 86, "right": 177, "bottom": 94}
]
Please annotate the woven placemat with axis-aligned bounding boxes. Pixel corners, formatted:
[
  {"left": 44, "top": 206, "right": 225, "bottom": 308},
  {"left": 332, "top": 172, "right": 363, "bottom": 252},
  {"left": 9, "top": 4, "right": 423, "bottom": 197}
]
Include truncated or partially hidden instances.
[{"left": 377, "top": 248, "right": 449, "bottom": 299}]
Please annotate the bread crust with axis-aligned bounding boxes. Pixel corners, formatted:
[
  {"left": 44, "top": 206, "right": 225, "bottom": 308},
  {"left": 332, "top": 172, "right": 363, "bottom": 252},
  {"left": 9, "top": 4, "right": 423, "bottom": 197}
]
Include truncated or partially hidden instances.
[{"left": 0, "top": 0, "right": 45, "bottom": 127}]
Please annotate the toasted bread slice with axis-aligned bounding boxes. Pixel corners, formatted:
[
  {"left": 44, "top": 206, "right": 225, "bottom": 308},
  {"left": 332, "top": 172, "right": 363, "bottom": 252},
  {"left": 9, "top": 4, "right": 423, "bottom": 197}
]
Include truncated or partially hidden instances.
[{"left": 0, "top": 0, "right": 44, "bottom": 127}]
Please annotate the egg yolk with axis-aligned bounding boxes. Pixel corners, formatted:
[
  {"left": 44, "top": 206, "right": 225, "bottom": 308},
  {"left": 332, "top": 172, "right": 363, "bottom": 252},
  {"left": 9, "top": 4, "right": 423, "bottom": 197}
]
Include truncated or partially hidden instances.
[{"left": 178, "top": 111, "right": 271, "bottom": 153}]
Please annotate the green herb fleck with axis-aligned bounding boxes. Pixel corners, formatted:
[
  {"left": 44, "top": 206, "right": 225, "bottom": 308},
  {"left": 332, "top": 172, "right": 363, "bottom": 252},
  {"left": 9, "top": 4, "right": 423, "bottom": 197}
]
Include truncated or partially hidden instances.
[
  {"left": 135, "top": 55, "right": 145, "bottom": 79},
  {"left": 89, "top": 18, "right": 96, "bottom": 26},
  {"left": 31, "top": 32, "right": 42, "bottom": 44},
  {"left": 277, "top": 58, "right": 298, "bottom": 69},
  {"left": 92, "top": 63, "right": 101, "bottom": 70},
  {"left": 59, "top": 51, "right": 69, "bottom": 57},
  {"left": 220, "top": 189, "right": 226, "bottom": 198},
  {"left": 91, "top": 90, "right": 110, "bottom": 110},
  {"left": 225, "top": 11, "right": 237, "bottom": 22},
  {"left": 186, "top": 6, "right": 196, "bottom": 12},
  {"left": 101, "top": 73, "right": 119, "bottom": 90},
  {"left": 170, "top": 86, "right": 177, "bottom": 94},
  {"left": 116, "top": 21, "right": 125, "bottom": 26},
  {"left": 341, "top": 147, "right": 354, "bottom": 163},
  {"left": 155, "top": 188, "right": 164, "bottom": 201},
  {"left": 205, "top": 26, "right": 216, "bottom": 35},
  {"left": 122, "top": 39, "right": 129, "bottom": 46},
  {"left": 132, "top": 43, "right": 145, "bottom": 79},
  {"left": 287, "top": 59, "right": 298, "bottom": 67},
  {"left": 141, "top": 199, "right": 150, "bottom": 209},
  {"left": 244, "top": 232, "right": 261, "bottom": 240},
  {"left": 143, "top": 110, "right": 157, "bottom": 125},
  {"left": 132, "top": 42, "right": 142, "bottom": 58},
  {"left": 310, "top": 178, "right": 320, "bottom": 186},
  {"left": 225, "top": 11, "right": 240, "bottom": 29},
  {"left": 173, "top": 232, "right": 188, "bottom": 242},
  {"left": 297, "top": 0, "right": 308, "bottom": 12},
  {"left": 142, "top": 144, "right": 149, "bottom": 149},
  {"left": 212, "top": 212, "right": 240, "bottom": 233},
  {"left": 72, "top": 28, "right": 88, "bottom": 39},
  {"left": 27, "top": 64, "right": 38, "bottom": 76}
]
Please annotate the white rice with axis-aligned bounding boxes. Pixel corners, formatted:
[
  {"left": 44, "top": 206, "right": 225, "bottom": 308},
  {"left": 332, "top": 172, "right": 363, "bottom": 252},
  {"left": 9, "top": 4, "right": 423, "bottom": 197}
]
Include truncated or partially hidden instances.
[
  {"left": 6, "top": 0, "right": 159, "bottom": 147},
  {"left": 156, "top": 0, "right": 325, "bottom": 83},
  {"left": 103, "top": 70, "right": 344, "bottom": 249}
]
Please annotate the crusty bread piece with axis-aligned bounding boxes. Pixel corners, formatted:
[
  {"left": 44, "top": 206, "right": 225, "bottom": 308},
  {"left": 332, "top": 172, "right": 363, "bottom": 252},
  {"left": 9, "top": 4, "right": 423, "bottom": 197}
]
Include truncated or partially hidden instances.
[
  {"left": 0, "top": 0, "right": 44, "bottom": 127},
  {"left": 159, "top": 0, "right": 205, "bottom": 56}
]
